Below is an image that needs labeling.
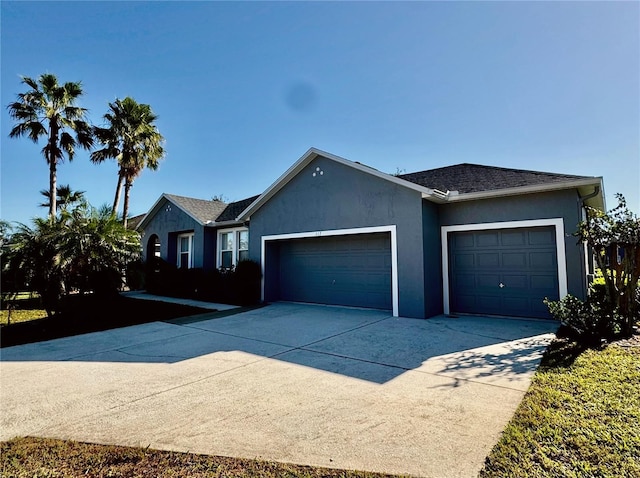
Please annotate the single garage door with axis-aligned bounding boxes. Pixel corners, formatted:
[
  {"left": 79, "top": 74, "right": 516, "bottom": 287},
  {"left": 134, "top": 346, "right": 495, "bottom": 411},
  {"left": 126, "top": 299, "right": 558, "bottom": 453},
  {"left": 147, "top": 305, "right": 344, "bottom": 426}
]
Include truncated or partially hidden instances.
[
  {"left": 449, "top": 226, "right": 559, "bottom": 318},
  {"left": 277, "top": 232, "right": 392, "bottom": 310}
]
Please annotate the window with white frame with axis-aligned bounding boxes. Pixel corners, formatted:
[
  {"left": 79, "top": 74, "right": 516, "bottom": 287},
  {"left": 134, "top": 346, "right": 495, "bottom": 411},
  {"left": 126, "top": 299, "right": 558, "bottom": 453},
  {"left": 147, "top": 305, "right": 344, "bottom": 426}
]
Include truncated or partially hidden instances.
[
  {"left": 177, "top": 233, "right": 194, "bottom": 269},
  {"left": 218, "top": 228, "right": 249, "bottom": 269}
]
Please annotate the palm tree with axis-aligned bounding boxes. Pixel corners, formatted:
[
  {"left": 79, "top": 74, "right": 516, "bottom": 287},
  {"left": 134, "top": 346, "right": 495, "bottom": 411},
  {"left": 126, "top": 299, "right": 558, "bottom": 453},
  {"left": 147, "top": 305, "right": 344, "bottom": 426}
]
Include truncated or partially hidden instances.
[
  {"left": 6, "top": 203, "right": 141, "bottom": 313},
  {"left": 57, "top": 203, "right": 141, "bottom": 295},
  {"left": 7, "top": 74, "right": 93, "bottom": 217},
  {"left": 7, "top": 216, "right": 65, "bottom": 316},
  {"left": 39, "top": 184, "right": 86, "bottom": 212},
  {"left": 92, "top": 97, "right": 165, "bottom": 227}
]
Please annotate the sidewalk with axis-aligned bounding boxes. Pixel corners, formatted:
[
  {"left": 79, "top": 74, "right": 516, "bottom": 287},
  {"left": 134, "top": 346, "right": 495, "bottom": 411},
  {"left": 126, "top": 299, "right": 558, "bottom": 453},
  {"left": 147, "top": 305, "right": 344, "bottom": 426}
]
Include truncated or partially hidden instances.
[{"left": 121, "top": 291, "right": 239, "bottom": 311}]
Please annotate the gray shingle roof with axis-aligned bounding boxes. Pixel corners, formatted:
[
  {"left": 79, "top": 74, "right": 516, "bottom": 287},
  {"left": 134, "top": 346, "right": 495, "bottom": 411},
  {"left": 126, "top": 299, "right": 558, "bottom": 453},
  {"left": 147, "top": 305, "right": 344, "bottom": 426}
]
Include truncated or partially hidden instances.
[
  {"left": 127, "top": 213, "right": 145, "bottom": 231},
  {"left": 397, "top": 163, "right": 593, "bottom": 194},
  {"left": 216, "top": 195, "right": 261, "bottom": 222},
  {"left": 164, "top": 194, "right": 227, "bottom": 224}
]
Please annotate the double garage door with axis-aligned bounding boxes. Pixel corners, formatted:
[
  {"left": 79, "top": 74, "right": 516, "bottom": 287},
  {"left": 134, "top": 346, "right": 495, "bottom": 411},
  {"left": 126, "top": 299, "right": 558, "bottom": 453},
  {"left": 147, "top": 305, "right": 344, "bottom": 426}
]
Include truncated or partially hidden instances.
[
  {"left": 276, "top": 233, "right": 392, "bottom": 310},
  {"left": 268, "top": 225, "right": 559, "bottom": 319},
  {"left": 449, "top": 226, "right": 560, "bottom": 319}
]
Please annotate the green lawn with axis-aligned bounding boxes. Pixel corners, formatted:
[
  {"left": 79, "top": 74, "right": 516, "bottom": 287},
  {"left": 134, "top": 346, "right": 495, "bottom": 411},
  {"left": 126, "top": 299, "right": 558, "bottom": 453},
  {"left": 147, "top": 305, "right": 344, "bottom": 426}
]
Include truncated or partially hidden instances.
[
  {"left": 0, "top": 437, "right": 403, "bottom": 478},
  {"left": 0, "top": 292, "right": 46, "bottom": 325},
  {"left": 0, "top": 308, "right": 47, "bottom": 325},
  {"left": 480, "top": 341, "right": 640, "bottom": 477}
]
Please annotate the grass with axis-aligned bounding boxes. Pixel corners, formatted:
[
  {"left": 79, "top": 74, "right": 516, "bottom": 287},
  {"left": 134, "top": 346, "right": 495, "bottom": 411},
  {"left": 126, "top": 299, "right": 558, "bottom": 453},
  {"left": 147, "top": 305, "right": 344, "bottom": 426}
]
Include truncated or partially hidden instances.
[
  {"left": 0, "top": 308, "right": 47, "bottom": 325},
  {"left": 480, "top": 341, "right": 640, "bottom": 478},
  {"left": 1, "top": 293, "right": 46, "bottom": 325},
  {"left": 0, "top": 437, "right": 403, "bottom": 478}
]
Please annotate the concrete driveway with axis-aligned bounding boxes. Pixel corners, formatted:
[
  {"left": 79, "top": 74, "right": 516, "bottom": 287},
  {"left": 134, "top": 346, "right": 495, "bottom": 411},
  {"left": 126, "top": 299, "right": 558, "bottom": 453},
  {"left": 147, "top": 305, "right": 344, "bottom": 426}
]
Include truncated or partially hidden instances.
[{"left": 0, "top": 302, "right": 557, "bottom": 477}]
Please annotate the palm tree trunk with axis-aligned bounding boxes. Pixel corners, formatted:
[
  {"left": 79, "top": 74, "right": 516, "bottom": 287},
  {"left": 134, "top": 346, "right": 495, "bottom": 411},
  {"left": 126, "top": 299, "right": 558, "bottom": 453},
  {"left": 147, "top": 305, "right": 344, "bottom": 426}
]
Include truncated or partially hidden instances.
[
  {"left": 49, "top": 163, "right": 57, "bottom": 218},
  {"left": 48, "top": 122, "right": 58, "bottom": 218},
  {"left": 112, "top": 173, "right": 124, "bottom": 216},
  {"left": 122, "top": 178, "right": 132, "bottom": 228}
]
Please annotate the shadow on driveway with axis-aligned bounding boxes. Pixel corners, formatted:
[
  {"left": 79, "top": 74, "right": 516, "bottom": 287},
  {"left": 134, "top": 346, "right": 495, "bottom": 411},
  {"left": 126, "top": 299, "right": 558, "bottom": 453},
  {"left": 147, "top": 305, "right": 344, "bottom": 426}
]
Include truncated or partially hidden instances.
[{"left": 0, "top": 303, "right": 557, "bottom": 386}]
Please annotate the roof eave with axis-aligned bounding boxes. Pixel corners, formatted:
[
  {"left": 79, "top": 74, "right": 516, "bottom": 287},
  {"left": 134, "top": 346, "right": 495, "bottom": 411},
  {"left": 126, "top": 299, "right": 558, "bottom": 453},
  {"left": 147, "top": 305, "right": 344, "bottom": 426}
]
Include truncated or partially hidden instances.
[
  {"left": 443, "top": 177, "right": 605, "bottom": 208},
  {"left": 205, "top": 219, "right": 247, "bottom": 228}
]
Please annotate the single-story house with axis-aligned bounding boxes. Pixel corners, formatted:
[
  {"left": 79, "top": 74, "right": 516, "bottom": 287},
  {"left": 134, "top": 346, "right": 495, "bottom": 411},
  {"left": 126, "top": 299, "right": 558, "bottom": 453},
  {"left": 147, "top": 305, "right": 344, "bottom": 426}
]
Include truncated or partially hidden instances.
[{"left": 138, "top": 148, "right": 604, "bottom": 320}]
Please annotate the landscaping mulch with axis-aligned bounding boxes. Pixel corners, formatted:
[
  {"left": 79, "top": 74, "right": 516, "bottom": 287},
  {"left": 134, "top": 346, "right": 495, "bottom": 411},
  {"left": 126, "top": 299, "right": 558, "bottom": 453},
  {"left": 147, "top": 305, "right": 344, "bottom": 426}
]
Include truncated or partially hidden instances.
[
  {"left": 612, "top": 332, "right": 640, "bottom": 348},
  {"left": 0, "top": 294, "right": 212, "bottom": 348}
]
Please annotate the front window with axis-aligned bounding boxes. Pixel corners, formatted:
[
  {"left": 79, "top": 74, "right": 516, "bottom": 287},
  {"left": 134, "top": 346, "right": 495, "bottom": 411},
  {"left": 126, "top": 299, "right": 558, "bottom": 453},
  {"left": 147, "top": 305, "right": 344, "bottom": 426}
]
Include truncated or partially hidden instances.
[
  {"left": 220, "top": 231, "right": 234, "bottom": 269},
  {"left": 238, "top": 230, "right": 249, "bottom": 262},
  {"left": 218, "top": 228, "right": 249, "bottom": 269},
  {"left": 177, "top": 233, "right": 194, "bottom": 269}
]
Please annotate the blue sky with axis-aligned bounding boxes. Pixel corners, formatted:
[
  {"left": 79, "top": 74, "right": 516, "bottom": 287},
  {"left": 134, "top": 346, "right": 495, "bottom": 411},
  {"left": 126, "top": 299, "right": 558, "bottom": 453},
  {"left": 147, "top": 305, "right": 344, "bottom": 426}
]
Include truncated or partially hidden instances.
[{"left": 2, "top": 1, "right": 638, "bottom": 225}]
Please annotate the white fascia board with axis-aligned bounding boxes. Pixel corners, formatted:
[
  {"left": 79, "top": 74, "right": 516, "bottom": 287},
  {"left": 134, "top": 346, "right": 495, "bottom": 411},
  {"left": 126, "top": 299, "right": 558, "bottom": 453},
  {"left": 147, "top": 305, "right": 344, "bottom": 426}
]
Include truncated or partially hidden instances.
[
  {"left": 205, "top": 219, "right": 246, "bottom": 228},
  {"left": 444, "top": 178, "right": 604, "bottom": 204},
  {"left": 441, "top": 218, "right": 568, "bottom": 316},
  {"left": 236, "top": 147, "right": 434, "bottom": 221},
  {"left": 261, "top": 224, "right": 399, "bottom": 317}
]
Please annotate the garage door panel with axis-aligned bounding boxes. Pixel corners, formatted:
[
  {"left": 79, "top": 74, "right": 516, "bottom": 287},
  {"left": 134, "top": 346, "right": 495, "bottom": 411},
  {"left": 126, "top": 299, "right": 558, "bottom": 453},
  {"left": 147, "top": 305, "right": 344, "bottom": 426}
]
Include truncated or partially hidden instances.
[
  {"left": 476, "top": 274, "right": 500, "bottom": 288},
  {"left": 501, "top": 230, "right": 526, "bottom": 246},
  {"left": 503, "top": 274, "right": 527, "bottom": 289},
  {"left": 477, "top": 253, "right": 500, "bottom": 267},
  {"left": 477, "top": 232, "right": 500, "bottom": 246},
  {"left": 529, "top": 229, "right": 555, "bottom": 245},
  {"left": 450, "top": 226, "right": 559, "bottom": 319},
  {"left": 454, "top": 233, "right": 475, "bottom": 248},
  {"left": 277, "top": 233, "right": 392, "bottom": 310},
  {"left": 476, "top": 295, "right": 503, "bottom": 314},
  {"left": 530, "top": 274, "right": 558, "bottom": 291},
  {"left": 454, "top": 273, "right": 476, "bottom": 288},
  {"left": 503, "top": 252, "right": 527, "bottom": 268},
  {"left": 502, "top": 297, "right": 530, "bottom": 314},
  {"left": 455, "top": 294, "right": 477, "bottom": 311},
  {"left": 530, "top": 252, "right": 556, "bottom": 269},
  {"left": 531, "top": 300, "right": 552, "bottom": 315},
  {"left": 454, "top": 253, "right": 475, "bottom": 268}
]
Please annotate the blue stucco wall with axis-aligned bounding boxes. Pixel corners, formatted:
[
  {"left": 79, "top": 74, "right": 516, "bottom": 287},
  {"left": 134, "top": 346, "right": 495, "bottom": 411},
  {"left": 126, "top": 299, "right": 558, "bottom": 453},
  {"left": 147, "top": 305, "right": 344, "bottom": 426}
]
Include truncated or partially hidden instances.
[
  {"left": 139, "top": 197, "right": 206, "bottom": 268},
  {"left": 422, "top": 200, "right": 443, "bottom": 317},
  {"left": 438, "top": 189, "right": 588, "bottom": 300},
  {"left": 203, "top": 228, "right": 218, "bottom": 270},
  {"left": 248, "top": 156, "right": 428, "bottom": 318}
]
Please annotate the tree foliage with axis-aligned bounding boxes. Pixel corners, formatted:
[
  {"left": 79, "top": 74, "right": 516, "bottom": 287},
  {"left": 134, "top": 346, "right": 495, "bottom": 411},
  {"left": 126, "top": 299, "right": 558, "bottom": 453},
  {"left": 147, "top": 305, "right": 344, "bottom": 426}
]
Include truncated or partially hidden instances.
[
  {"left": 91, "top": 97, "right": 165, "bottom": 227},
  {"left": 7, "top": 74, "right": 93, "bottom": 217},
  {"left": 4, "top": 204, "right": 140, "bottom": 316},
  {"left": 547, "top": 194, "right": 639, "bottom": 342},
  {"left": 579, "top": 194, "right": 640, "bottom": 337},
  {"left": 39, "top": 184, "right": 86, "bottom": 212}
]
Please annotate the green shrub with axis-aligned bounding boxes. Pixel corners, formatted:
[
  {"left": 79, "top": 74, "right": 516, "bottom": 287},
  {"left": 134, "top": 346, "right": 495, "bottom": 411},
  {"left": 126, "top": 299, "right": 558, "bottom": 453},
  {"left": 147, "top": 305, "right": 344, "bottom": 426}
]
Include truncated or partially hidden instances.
[
  {"left": 125, "top": 260, "right": 146, "bottom": 291},
  {"left": 233, "top": 260, "right": 262, "bottom": 305},
  {"left": 144, "top": 259, "right": 262, "bottom": 306},
  {"left": 544, "top": 276, "right": 638, "bottom": 345},
  {"left": 544, "top": 295, "right": 614, "bottom": 346},
  {"left": 144, "top": 257, "right": 177, "bottom": 296}
]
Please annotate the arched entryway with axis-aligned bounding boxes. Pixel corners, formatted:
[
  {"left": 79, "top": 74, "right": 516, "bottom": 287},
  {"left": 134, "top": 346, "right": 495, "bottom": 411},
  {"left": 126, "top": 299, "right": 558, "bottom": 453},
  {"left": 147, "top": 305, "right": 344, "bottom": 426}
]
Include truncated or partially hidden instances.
[{"left": 146, "top": 234, "right": 161, "bottom": 261}]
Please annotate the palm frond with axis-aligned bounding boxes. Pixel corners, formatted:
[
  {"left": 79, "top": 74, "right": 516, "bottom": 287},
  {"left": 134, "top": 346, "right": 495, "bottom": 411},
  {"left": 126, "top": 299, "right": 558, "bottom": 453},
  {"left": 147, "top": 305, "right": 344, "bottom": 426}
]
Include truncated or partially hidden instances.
[
  {"left": 74, "top": 121, "right": 94, "bottom": 149},
  {"left": 59, "top": 132, "right": 77, "bottom": 160},
  {"left": 21, "top": 76, "right": 38, "bottom": 90}
]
